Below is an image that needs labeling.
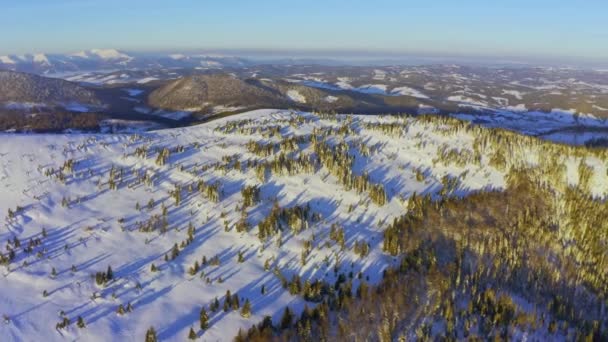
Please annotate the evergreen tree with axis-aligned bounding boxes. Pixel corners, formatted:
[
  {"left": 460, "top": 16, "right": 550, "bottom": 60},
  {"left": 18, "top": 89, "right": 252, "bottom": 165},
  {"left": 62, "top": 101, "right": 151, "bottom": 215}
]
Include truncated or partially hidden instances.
[
  {"left": 199, "top": 307, "right": 209, "bottom": 330},
  {"left": 77, "top": 316, "right": 86, "bottom": 328},
  {"left": 211, "top": 297, "right": 220, "bottom": 312},
  {"left": 232, "top": 294, "right": 240, "bottom": 310},
  {"left": 171, "top": 243, "right": 180, "bottom": 260},
  {"left": 106, "top": 266, "right": 113, "bottom": 281},
  {"left": 145, "top": 326, "right": 157, "bottom": 342},
  {"left": 188, "top": 326, "right": 197, "bottom": 340},
  {"left": 223, "top": 290, "right": 232, "bottom": 312},
  {"left": 241, "top": 299, "right": 252, "bottom": 318},
  {"left": 280, "top": 307, "right": 293, "bottom": 330}
]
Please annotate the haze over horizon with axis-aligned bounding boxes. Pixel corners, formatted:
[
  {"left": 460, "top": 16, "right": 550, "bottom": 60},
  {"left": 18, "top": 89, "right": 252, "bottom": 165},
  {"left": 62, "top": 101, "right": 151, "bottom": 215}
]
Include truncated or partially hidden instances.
[{"left": 1, "top": 0, "right": 607, "bottom": 66}]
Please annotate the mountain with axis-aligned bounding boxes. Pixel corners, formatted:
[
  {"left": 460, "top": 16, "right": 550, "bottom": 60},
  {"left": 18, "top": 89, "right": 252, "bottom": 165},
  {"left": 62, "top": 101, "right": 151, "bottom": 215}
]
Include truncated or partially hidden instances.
[
  {"left": 0, "top": 70, "right": 101, "bottom": 108},
  {"left": 0, "top": 50, "right": 253, "bottom": 74},
  {"left": 69, "top": 49, "right": 133, "bottom": 61},
  {"left": 148, "top": 74, "right": 289, "bottom": 111},
  {"left": 0, "top": 109, "right": 607, "bottom": 341},
  {"left": 147, "top": 74, "right": 364, "bottom": 114}
]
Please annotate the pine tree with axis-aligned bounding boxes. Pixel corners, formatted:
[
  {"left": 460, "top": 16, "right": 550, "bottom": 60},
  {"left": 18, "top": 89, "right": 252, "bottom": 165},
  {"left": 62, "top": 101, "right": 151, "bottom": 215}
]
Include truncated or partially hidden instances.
[
  {"left": 145, "top": 326, "right": 157, "bottom": 342},
  {"left": 77, "top": 316, "right": 86, "bottom": 328},
  {"left": 211, "top": 297, "right": 220, "bottom": 312},
  {"left": 106, "top": 266, "right": 113, "bottom": 281},
  {"left": 188, "top": 327, "right": 197, "bottom": 340},
  {"left": 199, "top": 307, "right": 209, "bottom": 330},
  {"left": 171, "top": 243, "right": 180, "bottom": 260},
  {"left": 241, "top": 299, "right": 252, "bottom": 318},
  {"left": 223, "top": 290, "right": 232, "bottom": 312},
  {"left": 280, "top": 307, "right": 293, "bottom": 329},
  {"left": 232, "top": 294, "right": 240, "bottom": 310}
]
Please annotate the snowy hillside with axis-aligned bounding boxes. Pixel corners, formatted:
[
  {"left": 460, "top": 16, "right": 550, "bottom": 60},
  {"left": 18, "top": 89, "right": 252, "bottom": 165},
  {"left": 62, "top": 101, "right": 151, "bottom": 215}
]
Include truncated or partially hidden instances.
[{"left": 1, "top": 109, "right": 607, "bottom": 341}]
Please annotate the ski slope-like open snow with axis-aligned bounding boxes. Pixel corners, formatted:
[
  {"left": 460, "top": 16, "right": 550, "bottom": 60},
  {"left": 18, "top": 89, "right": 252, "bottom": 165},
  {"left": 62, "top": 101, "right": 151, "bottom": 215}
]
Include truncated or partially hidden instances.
[{"left": 1, "top": 109, "right": 606, "bottom": 341}]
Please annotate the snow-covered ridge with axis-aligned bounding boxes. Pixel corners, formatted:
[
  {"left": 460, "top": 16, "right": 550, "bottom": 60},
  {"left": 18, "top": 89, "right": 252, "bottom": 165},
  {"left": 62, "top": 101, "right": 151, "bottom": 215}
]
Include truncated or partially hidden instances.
[
  {"left": 0, "top": 109, "right": 606, "bottom": 341},
  {"left": 70, "top": 49, "right": 132, "bottom": 61}
]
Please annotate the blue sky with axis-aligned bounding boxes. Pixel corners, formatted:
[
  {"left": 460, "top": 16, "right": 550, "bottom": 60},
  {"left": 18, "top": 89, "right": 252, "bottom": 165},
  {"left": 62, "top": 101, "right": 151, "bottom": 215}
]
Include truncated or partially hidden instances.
[{"left": 1, "top": 0, "right": 607, "bottom": 62}]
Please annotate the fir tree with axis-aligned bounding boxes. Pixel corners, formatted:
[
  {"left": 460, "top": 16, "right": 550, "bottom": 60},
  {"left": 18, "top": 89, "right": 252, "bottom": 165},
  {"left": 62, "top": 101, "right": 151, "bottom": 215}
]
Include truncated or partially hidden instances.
[
  {"left": 106, "top": 266, "right": 113, "bottom": 281},
  {"left": 232, "top": 294, "right": 240, "bottom": 310},
  {"left": 280, "top": 307, "right": 293, "bottom": 329},
  {"left": 145, "top": 326, "right": 157, "bottom": 342},
  {"left": 241, "top": 299, "right": 252, "bottom": 318},
  {"left": 77, "top": 316, "right": 86, "bottom": 328},
  {"left": 199, "top": 307, "right": 209, "bottom": 330},
  {"left": 188, "top": 326, "right": 197, "bottom": 340}
]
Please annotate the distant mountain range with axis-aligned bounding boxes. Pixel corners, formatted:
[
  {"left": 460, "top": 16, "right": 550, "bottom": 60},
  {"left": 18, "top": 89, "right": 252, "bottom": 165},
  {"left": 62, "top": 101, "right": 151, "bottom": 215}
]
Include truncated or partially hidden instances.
[
  {"left": 1, "top": 58, "right": 608, "bottom": 141},
  {"left": 0, "top": 49, "right": 252, "bottom": 74}
]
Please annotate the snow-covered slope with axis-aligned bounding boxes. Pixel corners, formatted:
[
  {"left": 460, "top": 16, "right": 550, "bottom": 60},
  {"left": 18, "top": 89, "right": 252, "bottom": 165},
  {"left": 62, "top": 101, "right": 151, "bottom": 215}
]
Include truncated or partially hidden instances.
[{"left": 1, "top": 109, "right": 606, "bottom": 341}]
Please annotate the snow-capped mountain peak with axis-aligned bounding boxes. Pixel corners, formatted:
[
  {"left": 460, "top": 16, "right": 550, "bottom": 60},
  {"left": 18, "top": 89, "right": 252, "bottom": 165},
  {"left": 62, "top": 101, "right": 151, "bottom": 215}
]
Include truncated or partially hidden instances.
[
  {"left": 70, "top": 49, "right": 132, "bottom": 61},
  {"left": 32, "top": 53, "right": 50, "bottom": 65},
  {"left": 169, "top": 54, "right": 187, "bottom": 60},
  {"left": 0, "top": 55, "right": 16, "bottom": 64},
  {"left": 90, "top": 48, "right": 131, "bottom": 60}
]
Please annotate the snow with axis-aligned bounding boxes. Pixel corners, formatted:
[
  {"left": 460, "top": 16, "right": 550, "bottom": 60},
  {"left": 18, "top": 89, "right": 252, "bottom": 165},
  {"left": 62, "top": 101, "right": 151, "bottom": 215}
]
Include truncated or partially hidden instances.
[
  {"left": 447, "top": 95, "right": 489, "bottom": 108},
  {"left": 502, "top": 89, "right": 524, "bottom": 100},
  {"left": 122, "top": 89, "right": 145, "bottom": 97},
  {"left": 63, "top": 103, "right": 90, "bottom": 113},
  {"left": 391, "top": 86, "right": 429, "bottom": 99},
  {"left": 372, "top": 69, "right": 386, "bottom": 80},
  {"left": 70, "top": 51, "right": 90, "bottom": 58},
  {"left": 99, "top": 120, "right": 164, "bottom": 134},
  {"left": 155, "top": 111, "right": 192, "bottom": 120},
  {"left": 336, "top": 77, "right": 353, "bottom": 90},
  {"left": 417, "top": 104, "right": 439, "bottom": 114},
  {"left": 452, "top": 107, "right": 608, "bottom": 143},
  {"left": 169, "top": 54, "right": 186, "bottom": 60},
  {"left": 1, "top": 109, "right": 604, "bottom": 341},
  {"left": 0, "top": 55, "right": 15, "bottom": 64},
  {"left": 324, "top": 96, "right": 338, "bottom": 103},
  {"left": 137, "top": 77, "right": 159, "bottom": 84},
  {"left": 354, "top": 84, "right": 388, "bottom": 95},
  {"left": 83, "top": 49, "right": 132, "bottom": 61},
  {"left": 3, "top": 102, "right": 47, "bottom": 110},
  {"left": 33, "top": 54, "right": 50, "bottom": 65},
  {"left": 287, "top": 90, "right": 306, "bottom": 103},
  {"left": 300, "top": 79, "right": 428, "bottom": 99},
  {"left": 200, "top": 61, "right": 221, "bottom": 68},
  {"left": 212, "top": 105, "right": 245, "bottom": 114}
]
